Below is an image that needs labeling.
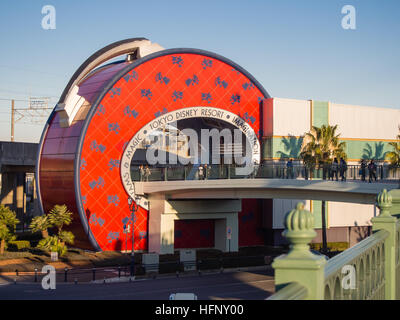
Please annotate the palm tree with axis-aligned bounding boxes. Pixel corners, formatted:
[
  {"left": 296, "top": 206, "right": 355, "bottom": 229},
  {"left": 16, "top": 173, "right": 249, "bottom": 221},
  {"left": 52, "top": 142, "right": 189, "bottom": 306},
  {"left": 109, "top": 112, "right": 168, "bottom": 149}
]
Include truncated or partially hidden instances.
[
  {"left": 385, "top": 127, "right": 400, "bottom": 188},
  {"left": 300, "top": 124, "right": 347, "bottom": 172},
  {"left": 385, "top": 127, "right": 400, "bottom": 167},
  {"left": 300, "top": 124, "right": 347, "bottom": 254},
  {"left": 39, "top": 204, "right": 74, "bottom": 257},
  {"left": 0, "top": 205, "right": 19, "bottom": 254},
  {"left": 29, "top": 215, "right": 51, "bottom": 238},
  {"left": 48, "top": 205, "right": 72, "bottom": 234},
  {"left": 0, "top": 223, "right": 8, "bottom": 254}
]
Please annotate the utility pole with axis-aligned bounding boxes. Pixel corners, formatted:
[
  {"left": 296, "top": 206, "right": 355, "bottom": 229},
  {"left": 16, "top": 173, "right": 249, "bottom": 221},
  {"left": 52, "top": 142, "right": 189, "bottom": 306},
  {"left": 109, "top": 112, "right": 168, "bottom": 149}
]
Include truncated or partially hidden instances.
[
  {"left": 9, "top": 97, "right": 52, "bottom": 141},
  {"left": 11, "top": 99, "right": 15, "bottom": 142}
]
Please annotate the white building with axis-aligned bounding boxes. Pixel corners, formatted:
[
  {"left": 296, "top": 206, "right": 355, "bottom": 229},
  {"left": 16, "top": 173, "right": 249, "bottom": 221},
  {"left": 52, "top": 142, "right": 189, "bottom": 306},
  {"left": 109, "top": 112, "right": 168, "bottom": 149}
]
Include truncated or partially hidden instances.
[{"left": 261, "top": 98, "right": 400, "bottom": 247}]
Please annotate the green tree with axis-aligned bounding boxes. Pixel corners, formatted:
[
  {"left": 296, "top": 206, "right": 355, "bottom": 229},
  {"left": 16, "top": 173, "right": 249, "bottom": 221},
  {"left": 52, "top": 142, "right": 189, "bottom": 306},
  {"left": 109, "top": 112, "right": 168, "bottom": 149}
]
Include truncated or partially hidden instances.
[
  {"left": 0, "top": 205, "right": 19, "bottom": 254},
  {"left": 35, "top": 204, "right": 74, "bottom": 257},
  {"left": 48, "top": 205, "right": 72, "bottom": 234},
  {"left": 385, "top": 128, "right": 400, "bottom": 166},
  {"left": 300, "top": 124, "right": 347, "bottom": 171},
  {"left": 58, "top": 230, "right": 75, "bottom": 245},
  {"left": 29, "top": 215, "right": 51, "bottom": 238},
  {"left": 300, "top": 125, "right": 347, "bottom": 255},
  {"left": 38, "top": 231, "right": 74, "bottom": 257}
]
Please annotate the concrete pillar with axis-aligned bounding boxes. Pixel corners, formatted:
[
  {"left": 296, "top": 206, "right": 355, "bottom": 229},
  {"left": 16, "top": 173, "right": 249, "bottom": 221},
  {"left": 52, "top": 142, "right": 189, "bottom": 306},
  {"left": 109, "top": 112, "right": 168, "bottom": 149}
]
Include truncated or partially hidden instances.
[
  {"left": 389, "top": 189, "right": 400, "bottom": 217},
  {"left": 147, "top": 197, "right": 241, "bottom": 254},
  {"left": 16, "top": 172, "right": 26, "bottom": 225},
  {"left": 148, "top": 193, "right": 166, "bottom": 254},
  {"left": 215, "top": 213, "right": 238, "bottom": 252},
  {"left": 160, "top": 214, "right": 175, "bottom": 254},
  {"left": 214, "top": 219, "right": 227, "bottom": 252},
  {"left": 1, "top": 172, "right": 17, "bottom": 208},
  {"left": 226, "top": 213, "right": 238, "bottom": 252}
]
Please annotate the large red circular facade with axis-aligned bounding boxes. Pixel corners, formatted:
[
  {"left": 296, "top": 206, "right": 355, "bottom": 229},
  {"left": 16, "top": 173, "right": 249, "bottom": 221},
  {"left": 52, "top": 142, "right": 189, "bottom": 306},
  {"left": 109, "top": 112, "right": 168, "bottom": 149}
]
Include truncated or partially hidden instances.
[{"left": 38, "top": 44, "right": 269, "bottom": 251}]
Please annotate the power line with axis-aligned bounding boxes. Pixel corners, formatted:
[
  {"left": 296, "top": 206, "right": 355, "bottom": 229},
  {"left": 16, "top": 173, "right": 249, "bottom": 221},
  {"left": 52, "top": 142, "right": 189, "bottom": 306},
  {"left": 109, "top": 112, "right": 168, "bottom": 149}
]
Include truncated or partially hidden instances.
[
  {"left": 9, "top": 98, "right": 52, "bottom": 141},
  {"left": 0, "top": 88, "right": 59, "bottom": 99}
]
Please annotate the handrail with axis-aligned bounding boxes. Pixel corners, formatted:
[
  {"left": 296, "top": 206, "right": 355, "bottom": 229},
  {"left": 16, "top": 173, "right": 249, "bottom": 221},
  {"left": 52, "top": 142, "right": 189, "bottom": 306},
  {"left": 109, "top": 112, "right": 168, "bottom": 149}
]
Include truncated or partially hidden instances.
[
  {"left": 266, "top": 282, "right": 308, "bottom": 300},
  {"left": 132, "top": 164, "right": 400, "bottom": 183},
  {"left": 268, "top": 189, "right": 399, "bottom": 300},
  {"left": 324, "top": 229, "right": 389, "bottom": 280}
]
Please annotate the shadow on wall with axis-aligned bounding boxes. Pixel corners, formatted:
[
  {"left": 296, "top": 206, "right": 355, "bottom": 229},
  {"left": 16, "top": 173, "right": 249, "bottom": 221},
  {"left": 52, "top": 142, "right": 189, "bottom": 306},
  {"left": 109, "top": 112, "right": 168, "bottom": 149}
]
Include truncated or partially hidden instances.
[
  {"left": 362, "top": 142, "right": 387, "bottom": 161},
  {"left": 276, "top": 135, "right": 303, "bottom": 160},
  {"left": 352, "top": 221, "right": 371, "bottom": 245}
]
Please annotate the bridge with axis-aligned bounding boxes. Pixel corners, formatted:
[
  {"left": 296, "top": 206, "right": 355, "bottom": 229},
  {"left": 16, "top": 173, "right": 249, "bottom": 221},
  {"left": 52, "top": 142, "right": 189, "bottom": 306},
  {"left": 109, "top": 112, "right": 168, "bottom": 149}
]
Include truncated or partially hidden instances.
[
  {"left": 135, "top": 179, "right": 398, "bottom": 204},
  {"left": 132, "top": 164, "right": 399, "bottom": 255}
]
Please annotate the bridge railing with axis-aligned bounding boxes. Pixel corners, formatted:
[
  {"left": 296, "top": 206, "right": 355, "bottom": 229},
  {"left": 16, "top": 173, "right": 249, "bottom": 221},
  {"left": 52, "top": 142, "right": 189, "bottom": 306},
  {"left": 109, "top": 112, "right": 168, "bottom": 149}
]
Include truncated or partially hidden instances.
[
  {"left": 266, "top": 188, "right": 400, "bottom": 300},
  {"left": 131, "top": 164, "right": 400, "bottom": 183}
]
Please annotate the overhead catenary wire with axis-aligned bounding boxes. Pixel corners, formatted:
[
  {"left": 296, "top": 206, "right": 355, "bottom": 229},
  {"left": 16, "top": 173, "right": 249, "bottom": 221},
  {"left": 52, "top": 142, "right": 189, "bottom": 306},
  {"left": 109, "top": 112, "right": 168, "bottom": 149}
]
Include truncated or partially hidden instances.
[{"left": 3, "top": 97, "right": 54, "bottom": 141}]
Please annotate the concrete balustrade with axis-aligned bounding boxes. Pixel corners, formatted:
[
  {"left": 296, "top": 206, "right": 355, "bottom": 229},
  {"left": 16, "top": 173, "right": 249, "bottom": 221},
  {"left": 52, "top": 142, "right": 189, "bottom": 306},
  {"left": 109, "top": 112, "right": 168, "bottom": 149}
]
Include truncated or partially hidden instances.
[{"left": 267, "top": 188, "right": 400, "bottom": 300}]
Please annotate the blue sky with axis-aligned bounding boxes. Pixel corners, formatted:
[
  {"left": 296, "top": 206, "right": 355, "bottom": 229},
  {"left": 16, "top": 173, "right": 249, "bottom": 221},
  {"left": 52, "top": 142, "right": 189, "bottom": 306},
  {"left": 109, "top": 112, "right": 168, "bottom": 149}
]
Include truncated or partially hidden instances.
[{"left": 0, "top": 0, "right": 399, "bottom": 142}]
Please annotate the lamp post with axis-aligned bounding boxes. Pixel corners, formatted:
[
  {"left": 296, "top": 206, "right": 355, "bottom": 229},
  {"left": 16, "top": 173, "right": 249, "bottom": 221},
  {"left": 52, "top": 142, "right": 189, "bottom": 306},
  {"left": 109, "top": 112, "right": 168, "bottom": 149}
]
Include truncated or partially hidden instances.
[{"left": 128, "top": 196, "right": 139, "bottom": 278}]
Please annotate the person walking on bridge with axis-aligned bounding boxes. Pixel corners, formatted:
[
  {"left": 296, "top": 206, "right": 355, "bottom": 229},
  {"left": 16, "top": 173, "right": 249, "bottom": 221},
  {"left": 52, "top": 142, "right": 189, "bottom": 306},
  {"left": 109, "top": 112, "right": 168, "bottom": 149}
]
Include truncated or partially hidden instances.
[
  {"left": 139, "top": 165, "right": 145, "bottom": 181},
  {"left": 286, "top": 158, "right": 294, "bottom": 179},
  {"left": 339, "top": 158, "right": 347, "bottom": 181},
  {"left": 145, "top": 165, "right": 151, "bottom": 182},
  {"left": 360, "top": 159, "right": 366, "bottom": 181},
  {"left": 368, "top": 160, "right": 377, "bottom": 183},
  {"left": 198, "top": 164, "right": 204, "bottom": 180},
  {"left": 331, "top": 158, "right": 339, "bottom": 181}
]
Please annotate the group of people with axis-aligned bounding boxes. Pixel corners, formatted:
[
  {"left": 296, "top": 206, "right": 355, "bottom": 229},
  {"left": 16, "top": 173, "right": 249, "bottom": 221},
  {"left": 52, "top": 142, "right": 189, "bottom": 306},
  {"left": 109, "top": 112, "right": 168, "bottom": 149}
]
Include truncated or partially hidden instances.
[
  {"left": 139, "top": 165, "right": 151, "bottom": 181},
  {"left": 197, "top": 164, "right": 211, "bottom": 180},
  {"left": 286, "top": 158, "right": 379, "bottom": 183},
  {"left": 328, "top": 157, "right": 348, "bottom": 181},
  {"left": 360, "top": 159, "right": 377, "bottom": 183},
  {"left": 137, "top": 158, "right": 380, "bottom": 183}
]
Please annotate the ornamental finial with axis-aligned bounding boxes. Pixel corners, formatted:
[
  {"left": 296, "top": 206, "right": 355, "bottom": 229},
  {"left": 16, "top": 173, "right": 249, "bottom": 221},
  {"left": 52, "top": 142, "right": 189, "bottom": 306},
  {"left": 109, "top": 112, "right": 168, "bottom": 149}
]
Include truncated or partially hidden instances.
[
  {"left": 376, "top": 189, "right": 392, "bottom": 217},
  {"left": 282, "top": 202, "right": 317, "bottom": 258}
]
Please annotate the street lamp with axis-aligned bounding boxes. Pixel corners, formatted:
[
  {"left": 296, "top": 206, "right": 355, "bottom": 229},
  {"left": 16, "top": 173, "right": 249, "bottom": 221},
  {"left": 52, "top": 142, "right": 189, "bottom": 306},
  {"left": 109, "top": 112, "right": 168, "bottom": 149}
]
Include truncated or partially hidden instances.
[{"left": 128, "top": 195, "right": 139, "bottom": 278}]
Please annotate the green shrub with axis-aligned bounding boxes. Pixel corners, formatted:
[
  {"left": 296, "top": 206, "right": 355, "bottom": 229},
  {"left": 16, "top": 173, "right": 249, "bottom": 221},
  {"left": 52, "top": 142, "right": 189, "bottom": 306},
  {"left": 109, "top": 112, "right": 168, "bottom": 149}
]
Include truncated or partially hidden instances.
[
  {"left": 8, "top": 240, "right": 31, "bottom": 251},
  {"left": 0, "top": 205, "right": 19, "bottom": 254},
  {"left": 310, "top": 242, "right": 349, "bottom": 252}
]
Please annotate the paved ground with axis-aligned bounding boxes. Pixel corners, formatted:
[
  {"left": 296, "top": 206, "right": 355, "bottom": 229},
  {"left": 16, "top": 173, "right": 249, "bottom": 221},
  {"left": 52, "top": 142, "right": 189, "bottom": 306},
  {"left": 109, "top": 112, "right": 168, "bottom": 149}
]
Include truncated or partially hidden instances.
[{"left": 0, "top": 267, "right": 274, "bottom": 300}]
